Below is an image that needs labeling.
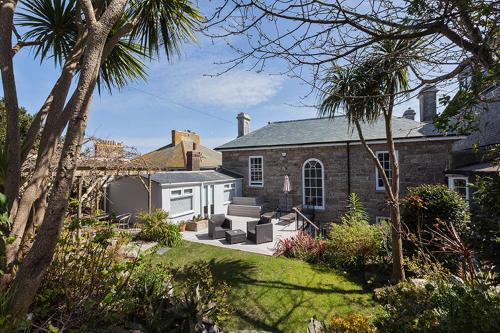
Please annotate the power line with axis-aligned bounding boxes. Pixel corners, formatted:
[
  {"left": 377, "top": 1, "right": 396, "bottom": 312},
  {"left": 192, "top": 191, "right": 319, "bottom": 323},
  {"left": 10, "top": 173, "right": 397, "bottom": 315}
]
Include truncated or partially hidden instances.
[{"left": 129, "top": 87, "right": 235, "bottom": 124}]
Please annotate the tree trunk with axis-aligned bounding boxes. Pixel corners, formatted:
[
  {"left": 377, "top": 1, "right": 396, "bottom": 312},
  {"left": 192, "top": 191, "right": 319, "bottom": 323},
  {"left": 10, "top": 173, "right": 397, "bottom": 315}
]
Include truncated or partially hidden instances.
[
  {"left": 354, "top": 118, "right": 405, "bottom": 282},
  {"left": 4, "top": 45, "right": 83, "bottom": 269},
  {"left": 6, "top": 0, "right": 128, "bottom": 317},
  {"left": 6, "top": 94, "right": 95, "bottom": 320},
  {"left": 0, "top": 0, "right": 21, "bottom": 215},
  {"left": 383, "top": 102, "right": 405, "bottom": 283},
  {"left": 390, "top": 204, "right": 405, "bottom": 281}
]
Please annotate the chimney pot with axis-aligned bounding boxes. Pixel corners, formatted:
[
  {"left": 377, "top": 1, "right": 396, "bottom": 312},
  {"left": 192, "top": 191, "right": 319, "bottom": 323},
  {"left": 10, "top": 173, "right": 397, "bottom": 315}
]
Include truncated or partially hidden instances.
[
  {"left": 418, "top": 85, "right": 438, "bottom": 122},
  {"left": 402, "top": 107, "right": 416, "bottom": 120},
  {"left": 237, "top": 112, "right": 251, "bottom": 137}
]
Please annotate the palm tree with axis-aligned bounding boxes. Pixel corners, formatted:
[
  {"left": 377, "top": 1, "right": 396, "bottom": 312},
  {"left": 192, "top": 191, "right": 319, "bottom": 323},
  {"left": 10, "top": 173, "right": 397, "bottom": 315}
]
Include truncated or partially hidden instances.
[
  {"left": 319, "top": 39, "right": 417, "bottom": 282},
  {"left": 2, "top": 0, "right": 203, "bottom": 319}
]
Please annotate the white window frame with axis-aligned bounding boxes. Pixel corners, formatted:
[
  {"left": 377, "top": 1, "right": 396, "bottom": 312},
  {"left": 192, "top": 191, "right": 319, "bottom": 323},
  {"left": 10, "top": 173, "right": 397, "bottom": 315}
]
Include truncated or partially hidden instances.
[
  {"left": 248, "top": 156, "right": 264, "bottom": 187},
  {"left": 169, "top": 187, "right": 195, "bottom": 217},
  {"left": 302, "top": 158, "right": 325, "bottom": 210},
  {"left": 448, "top": 175, "right": 469, "bottom": 201},
  {"left": 375, "top": 150, "right": 398, "bottom": 191}
]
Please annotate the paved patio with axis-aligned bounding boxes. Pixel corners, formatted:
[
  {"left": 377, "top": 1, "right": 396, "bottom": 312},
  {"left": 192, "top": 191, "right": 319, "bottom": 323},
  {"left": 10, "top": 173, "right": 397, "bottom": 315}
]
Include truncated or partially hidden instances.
[{"left": 181, "top": 215, "right": 298, "bottom": 255}]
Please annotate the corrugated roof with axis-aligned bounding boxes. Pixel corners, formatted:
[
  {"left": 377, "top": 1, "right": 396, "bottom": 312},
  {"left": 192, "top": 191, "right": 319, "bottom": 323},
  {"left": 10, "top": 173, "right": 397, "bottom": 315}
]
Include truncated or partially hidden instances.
[
  {"left": 149, "top": 169, "right": 242, "bottom": 185},
  {"left": 216, "top": 116, "right": 456, "bottom": 150}
]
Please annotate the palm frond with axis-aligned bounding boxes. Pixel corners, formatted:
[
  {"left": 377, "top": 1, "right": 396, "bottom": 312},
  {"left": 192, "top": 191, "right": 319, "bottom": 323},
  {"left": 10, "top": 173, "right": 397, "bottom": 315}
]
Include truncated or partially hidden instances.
[
  {"left": 128, "top": 0, "right": 203, "bottom": 59},
  {"left": 97, "top": 40, "right": 148, "bottom": 93},
  {"left": 319, "top": 36, "right": 417, "bottom": 124},
  {"left": 16, "top": 0, "right": 78, "bottom": 65}
]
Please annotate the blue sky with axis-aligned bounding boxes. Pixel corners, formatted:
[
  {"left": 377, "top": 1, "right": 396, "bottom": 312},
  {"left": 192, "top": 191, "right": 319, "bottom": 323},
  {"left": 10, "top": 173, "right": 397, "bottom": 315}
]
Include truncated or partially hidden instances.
[{"left": 7, "top": 3, "right": 439, "bottom": 154}]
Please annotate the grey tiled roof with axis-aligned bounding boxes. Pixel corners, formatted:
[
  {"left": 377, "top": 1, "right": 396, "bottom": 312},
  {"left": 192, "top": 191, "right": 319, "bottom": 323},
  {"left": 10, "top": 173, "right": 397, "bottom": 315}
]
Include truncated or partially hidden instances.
[
  {"left": 216, "top": 116, "right": 455, "bottom": 150},
  {"left": 149, "top": 169, "right": 242, "bottom": 185}
]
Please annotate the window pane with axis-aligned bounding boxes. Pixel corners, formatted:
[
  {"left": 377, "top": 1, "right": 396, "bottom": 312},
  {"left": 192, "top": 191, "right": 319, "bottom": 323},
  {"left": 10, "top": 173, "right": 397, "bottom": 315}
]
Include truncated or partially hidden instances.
[
  {"left": 303, "top": 159, "right": 324, "bottom": 208},
  {"left": 249, "top": 157, "right": 263, "bottom": 185},
  {"left": 184, "top": 188, "right": 193, "bottom": 194},
  {"left": 171, "top": 189, "right": 182, "bottom": 196},
  {"left": 170, "top": 196, "right": 193, "bottom": 215}
]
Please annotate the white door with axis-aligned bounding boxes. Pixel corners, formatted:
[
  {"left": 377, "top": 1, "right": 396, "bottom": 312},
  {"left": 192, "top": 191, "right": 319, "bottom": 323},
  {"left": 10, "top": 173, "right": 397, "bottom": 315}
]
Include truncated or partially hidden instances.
[{"left": 203, "top": 184, "right": 215, "bottom": 217}]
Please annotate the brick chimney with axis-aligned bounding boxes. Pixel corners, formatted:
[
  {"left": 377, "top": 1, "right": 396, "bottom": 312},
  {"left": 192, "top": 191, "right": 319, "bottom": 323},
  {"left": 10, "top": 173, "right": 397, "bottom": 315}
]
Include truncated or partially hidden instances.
[
  {"left": 402, "top": 107, "right": 416, "bottom": 120},
  {"left": 418, "top": 85, "right": 438, "bottom": 122},
  {"left": 186, "top": 150, "right": 201, "bottom": 171},
  {"left": 237, "top": 112, "right": 250, "bottom": 137},
  {"left": 171, "top": 129, "right": 200, "bottom": 146},
  {"left": 94, "top": 139, "right": 124, "bottom": 158}
]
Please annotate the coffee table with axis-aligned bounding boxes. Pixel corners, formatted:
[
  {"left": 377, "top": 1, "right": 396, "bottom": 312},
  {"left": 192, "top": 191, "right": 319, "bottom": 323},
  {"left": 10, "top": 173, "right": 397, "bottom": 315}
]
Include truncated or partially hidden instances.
[{"left": 225, "top": 229, "right": 246, "bottom": 244}]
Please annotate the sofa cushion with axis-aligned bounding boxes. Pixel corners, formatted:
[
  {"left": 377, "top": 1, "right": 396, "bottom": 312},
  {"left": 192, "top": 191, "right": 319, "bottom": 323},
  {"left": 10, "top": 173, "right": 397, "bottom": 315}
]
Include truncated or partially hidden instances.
[
  {"left": 258, "top": 217, "right": 271, "bottom": 225},
  {"left": 214, "top": 226, "right": 227, "bottom": 233},
  {"left": 221, "top": 219, "right": 230, "bottom": 228},
  {"left": 210, "top": 214, "right": 226, "bottom": 224}
]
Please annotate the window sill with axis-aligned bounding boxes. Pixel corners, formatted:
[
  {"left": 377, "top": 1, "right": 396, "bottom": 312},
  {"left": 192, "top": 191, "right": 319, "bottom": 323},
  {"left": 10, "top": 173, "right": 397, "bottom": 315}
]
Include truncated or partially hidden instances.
[
  {"left": 249, "top": 184, "right": 264, "bottom": 188},
  {"left": 303, "top": 205, "right": 325, "bottom": 211},
  {"left": 170, "top": 210, "right": 195, "bottom": 219}
]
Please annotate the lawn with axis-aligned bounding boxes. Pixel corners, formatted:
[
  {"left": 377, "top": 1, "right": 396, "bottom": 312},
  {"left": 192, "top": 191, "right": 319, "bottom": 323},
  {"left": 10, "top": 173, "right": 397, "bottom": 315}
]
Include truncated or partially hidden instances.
[{"left": 156, "top": 241, "right": 378, "bottom": 333}]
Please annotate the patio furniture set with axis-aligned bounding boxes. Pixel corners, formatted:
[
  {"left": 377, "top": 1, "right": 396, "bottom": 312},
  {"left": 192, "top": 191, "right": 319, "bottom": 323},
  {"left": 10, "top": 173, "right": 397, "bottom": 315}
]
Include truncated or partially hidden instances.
[{"left": 208, "top": 213, "right": 274, "bottom": 244}]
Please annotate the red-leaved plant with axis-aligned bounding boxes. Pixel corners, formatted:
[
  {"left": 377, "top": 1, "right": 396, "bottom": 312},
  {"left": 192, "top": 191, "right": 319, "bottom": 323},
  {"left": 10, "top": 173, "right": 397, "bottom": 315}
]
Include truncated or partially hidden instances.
[{"left": 274, "top": 231, "right": 326, "bottom": 263}]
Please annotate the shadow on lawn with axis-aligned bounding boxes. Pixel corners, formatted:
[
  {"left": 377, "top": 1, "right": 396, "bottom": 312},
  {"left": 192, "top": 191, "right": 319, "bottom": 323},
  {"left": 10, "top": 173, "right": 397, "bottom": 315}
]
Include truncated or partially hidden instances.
[{"left": 205, "top": 258, "right": 369, "bottom": 333}]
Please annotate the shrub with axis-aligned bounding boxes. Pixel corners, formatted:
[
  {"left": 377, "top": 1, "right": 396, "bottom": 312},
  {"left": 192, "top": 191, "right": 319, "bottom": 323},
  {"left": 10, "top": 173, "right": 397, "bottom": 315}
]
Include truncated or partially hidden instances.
[
  {"left": 470, "top": 174, "right": 500, "bottom": 272},
  {"left": 374, "top": 276, "right": 500, "bottom": 332},
  {"left": 137, "top": 209, "right": 182, "bottom": 247},
  {"left": 172, "top": 261, "right": 230, "bottom": 326},
  {"left": 274, "top": 231, "right": 326, "bottom": 263},
  {"left": 401, "top": 184, "right": 471, "bottom": 272},
  {"left": 327, "top": 313, "right": 376, "bottom": 333},
  {"left": 117, "top": 260, "right": 229, "bottom": 332},
  {"left": 22, "top": 219, "right": 227, "bottom": 332},
  {"left": 30, "top": 219, "right": 133, "bottom": 331},
  {"left": 325, "top": 193, "right": 390, "bottom": 270},
  {"left": 402, "top": 184, "right": 470, "bottom": 239}
]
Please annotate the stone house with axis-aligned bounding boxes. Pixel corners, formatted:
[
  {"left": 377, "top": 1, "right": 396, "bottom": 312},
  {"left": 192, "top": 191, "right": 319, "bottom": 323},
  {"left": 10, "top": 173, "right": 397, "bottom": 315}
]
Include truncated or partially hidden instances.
[{"left": 216, "top": 87, "right": 466, "bottom": 225}]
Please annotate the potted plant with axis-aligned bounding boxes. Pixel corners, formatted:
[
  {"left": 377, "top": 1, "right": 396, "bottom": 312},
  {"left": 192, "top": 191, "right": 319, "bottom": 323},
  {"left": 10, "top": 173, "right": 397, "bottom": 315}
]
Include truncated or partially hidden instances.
[{"left": 178, "top": 220, "right": 187, "bottom": 232}]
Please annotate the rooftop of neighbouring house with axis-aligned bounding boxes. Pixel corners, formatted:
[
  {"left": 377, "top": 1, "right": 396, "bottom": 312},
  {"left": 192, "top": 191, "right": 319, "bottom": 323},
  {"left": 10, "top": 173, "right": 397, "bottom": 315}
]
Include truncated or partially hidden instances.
[
  {"left": 216, "top": 115, "right": 460, "bottom": 150},
  {"left": 147, "top": 169, "right": 242, "bottom": 185},
  {"left": 139, "top": 130, "right": 222, "bottom": 170}
]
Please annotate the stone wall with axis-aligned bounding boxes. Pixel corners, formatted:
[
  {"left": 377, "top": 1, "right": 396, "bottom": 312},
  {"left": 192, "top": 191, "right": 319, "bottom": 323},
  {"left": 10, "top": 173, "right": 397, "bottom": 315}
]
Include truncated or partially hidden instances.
[{"left": 221, "top": 140, "right": 456, "bottom": 223}]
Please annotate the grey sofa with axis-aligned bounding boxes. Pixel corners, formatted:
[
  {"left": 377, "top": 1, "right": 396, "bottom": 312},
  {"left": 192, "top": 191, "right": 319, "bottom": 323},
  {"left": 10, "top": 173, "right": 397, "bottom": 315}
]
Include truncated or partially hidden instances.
[
  {"left": 247, "top": 216, "right": 273, "bottom": 244},
  {"left": 208, "top": 214, "right": 232, "bottom": 239}
]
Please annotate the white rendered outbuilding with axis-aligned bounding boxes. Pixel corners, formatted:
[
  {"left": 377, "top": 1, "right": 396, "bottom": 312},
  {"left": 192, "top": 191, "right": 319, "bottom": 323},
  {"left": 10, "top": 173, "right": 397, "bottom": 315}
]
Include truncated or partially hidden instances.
[{"left": 106, "top": 169, "right": 243, "bottom": 223}]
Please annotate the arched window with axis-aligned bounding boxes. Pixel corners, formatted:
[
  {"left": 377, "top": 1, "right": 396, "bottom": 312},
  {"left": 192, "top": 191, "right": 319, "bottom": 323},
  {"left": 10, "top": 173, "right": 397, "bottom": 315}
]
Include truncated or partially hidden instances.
[{"left": 302, "top": 159, "right": 324, "bottom": 209}]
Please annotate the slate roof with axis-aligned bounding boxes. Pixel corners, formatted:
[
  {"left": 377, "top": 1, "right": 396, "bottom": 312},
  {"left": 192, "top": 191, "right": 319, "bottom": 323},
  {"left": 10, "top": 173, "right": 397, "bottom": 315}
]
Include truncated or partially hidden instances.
[
  {"left": 148, "top": 169, "right": 242, "bottom": 185},
  {"left": 216, "top": 116, "right": 458, "bottom": 150},
  {"left": 139, "top": 140, "right": 221, "bottom": 170}
]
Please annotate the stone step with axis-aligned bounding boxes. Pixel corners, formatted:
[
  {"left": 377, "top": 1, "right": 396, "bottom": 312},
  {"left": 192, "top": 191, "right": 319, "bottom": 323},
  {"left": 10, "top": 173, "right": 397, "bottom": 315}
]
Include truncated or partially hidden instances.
[{"left": 227, "top": 204, "right": 262, "bottom": 218}]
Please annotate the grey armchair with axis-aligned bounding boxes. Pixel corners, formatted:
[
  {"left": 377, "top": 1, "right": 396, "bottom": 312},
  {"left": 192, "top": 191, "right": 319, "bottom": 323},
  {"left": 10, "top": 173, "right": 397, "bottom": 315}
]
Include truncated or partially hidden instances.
[
  {"left": 208, "top": 214, "right": 232, "bottom": 239},
  {"left": 247, "top": 216, "right": 273, "bottom": 244}
]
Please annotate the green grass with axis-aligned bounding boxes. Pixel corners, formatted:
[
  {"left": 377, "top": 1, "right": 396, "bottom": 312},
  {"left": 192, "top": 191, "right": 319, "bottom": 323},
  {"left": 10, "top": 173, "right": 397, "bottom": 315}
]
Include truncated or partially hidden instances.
[{"left": 155, "top": 241, "right": 378, "bottom": 333}]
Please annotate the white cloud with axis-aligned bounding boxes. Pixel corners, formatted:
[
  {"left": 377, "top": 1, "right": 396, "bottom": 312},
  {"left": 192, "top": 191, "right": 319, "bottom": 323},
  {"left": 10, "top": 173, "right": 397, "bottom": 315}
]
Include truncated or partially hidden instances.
[{"left": 178, "top": 71, "right": 284, "bottom": 109}]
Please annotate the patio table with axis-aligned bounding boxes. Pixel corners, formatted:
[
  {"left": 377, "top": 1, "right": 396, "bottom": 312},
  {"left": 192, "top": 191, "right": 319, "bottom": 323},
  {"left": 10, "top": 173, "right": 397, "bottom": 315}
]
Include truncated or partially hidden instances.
[{"left": 225, "top": 229, "right": 246, "bottom": 244}]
